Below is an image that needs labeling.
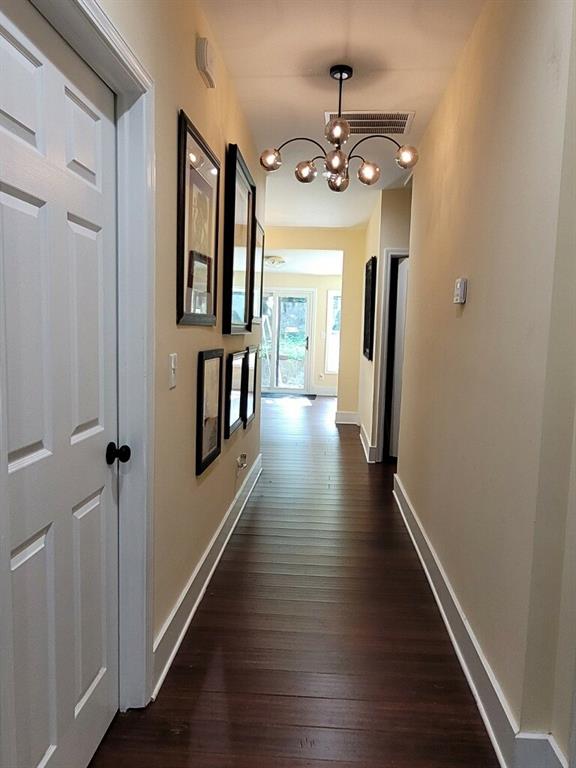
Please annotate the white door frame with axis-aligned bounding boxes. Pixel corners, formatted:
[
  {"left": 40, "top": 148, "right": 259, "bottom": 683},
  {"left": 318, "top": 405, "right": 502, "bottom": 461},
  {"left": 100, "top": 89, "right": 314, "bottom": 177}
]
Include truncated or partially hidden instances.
[
  {"left": 373, "top": 248, "right": 409, "bottom": 463},
  {"left": 25, "top": 0, "right": 156, "bottom": 711},
  {"left": 263, "top": 288, "right": 315, "bottom": 394},
  {"left": 571, "top": 695, "right": 576, "bottom": 768}
]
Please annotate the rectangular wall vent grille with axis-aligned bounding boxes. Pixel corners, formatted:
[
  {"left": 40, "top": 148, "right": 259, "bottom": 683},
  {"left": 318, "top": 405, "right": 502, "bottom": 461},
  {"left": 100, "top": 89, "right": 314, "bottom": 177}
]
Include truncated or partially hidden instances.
[{"left": 324, "top": 111, "right": 415, "bottom": 135}]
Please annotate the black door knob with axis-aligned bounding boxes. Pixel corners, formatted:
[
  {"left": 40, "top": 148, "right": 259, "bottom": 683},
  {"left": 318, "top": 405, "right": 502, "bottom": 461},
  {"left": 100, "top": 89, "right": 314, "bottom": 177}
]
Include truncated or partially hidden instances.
[{"left": 106, "top": 441, "right": 132, "bottom": 465}]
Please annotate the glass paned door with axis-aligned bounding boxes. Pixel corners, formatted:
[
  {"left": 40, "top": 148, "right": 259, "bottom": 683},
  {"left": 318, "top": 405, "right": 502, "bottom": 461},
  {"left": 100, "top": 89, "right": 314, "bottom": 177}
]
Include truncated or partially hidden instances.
[
  {"left": 261, "top": 290, "right": 313, "bottom": 392},
  {"left": 278, "top": 295, "right": 308, "bottom": 389},
  {"left": 261, "top": 293, "right": 275, "bottom": 389}
]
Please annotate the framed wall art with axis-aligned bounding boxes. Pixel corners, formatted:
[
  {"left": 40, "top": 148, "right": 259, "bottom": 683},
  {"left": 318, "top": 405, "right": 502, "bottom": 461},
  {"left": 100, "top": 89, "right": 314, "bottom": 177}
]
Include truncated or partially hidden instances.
[
  {"left": 363, "top": 256, "right": 377, "bottom": 360},
  {"left": 251, "top": 221, "right": 265, "bottom": 324},
  {"left": 177, "top": 110, "right": 220, "bottom": 325},
  {"left": 223, "top": 143, "right": 256, "bottom": 334},
  {"left": 196, "top": 349, "right": 223, "bottom": 475},
  {"left": 242, "top": 345, "right": 258, "bottom": 427},
  {"left": 224, "top": 349, "right": 246, "bottom": 438}
]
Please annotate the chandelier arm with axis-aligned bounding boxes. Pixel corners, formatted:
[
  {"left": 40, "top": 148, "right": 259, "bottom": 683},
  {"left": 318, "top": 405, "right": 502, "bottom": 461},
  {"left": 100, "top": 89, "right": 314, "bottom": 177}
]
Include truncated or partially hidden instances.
[
  {"left": 347, "top": 154, "right": 366, "bottom": 163},
  {"left": 277, "top": 137, "right": 327, "bottom": 156},
  {"left": 348, "top": 135, "right": 402, "bottom": 155}
]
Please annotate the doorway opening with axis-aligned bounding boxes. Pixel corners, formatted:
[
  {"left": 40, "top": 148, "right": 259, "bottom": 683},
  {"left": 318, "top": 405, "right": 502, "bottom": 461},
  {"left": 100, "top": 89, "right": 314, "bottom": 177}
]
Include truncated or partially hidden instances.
[
  {"left": 261, "top": 249, "right": 343, "bottom": 397},
  {"left": 380, "top": 253, "right": 409, "bottom": 461},
  {"left": 262, "top": 290, "right": 314, "bottom": 392}
]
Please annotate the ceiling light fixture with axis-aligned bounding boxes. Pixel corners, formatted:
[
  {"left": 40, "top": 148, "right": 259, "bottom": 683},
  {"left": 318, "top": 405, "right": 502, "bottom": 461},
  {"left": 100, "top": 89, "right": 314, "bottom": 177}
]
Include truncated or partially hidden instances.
[
  {"left": 260, "top": 64, "right": 419, "bottom": 193},
  {"left": 264, "top": 254, "right": 286, "bottom": 267}
]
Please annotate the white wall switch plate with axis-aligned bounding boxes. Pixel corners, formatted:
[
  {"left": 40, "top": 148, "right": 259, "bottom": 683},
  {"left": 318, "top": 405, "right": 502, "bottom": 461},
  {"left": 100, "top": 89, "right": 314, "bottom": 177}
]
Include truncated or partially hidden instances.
[
  {"left": 169, "top": 353, "right": 177, "bottom": 389},
  {"left": 453, "top": 278, "right": 468, "bottom": 304}
]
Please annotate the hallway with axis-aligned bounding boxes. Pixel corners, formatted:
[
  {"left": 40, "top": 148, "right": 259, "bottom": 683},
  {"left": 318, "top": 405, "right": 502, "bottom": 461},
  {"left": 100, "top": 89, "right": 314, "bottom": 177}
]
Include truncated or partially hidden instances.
[{"left": 91, "top": 396, "right": 498, "bottom": 767}]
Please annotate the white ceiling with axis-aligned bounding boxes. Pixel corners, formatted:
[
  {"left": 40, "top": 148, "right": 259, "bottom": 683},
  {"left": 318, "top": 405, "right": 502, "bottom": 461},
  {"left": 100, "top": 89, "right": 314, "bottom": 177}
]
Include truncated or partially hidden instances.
[
  {"left": 202, "top": 0, "right": 485, "bottom": 227},
  {"left": 264, "top": 249, "right": 343, "bottom": 275}
]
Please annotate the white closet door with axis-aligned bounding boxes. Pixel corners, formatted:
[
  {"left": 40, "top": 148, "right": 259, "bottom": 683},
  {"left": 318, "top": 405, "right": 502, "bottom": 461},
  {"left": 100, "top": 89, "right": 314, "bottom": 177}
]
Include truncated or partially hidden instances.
[{"left": 0, "top": 1, "right": 119, "bottom": 766}]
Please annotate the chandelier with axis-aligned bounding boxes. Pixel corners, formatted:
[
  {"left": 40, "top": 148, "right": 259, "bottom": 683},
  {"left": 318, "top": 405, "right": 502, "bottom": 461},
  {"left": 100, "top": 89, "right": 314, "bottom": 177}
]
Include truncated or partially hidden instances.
[{"left": 259, "top": 64, "right": 419, "bottom": 193}]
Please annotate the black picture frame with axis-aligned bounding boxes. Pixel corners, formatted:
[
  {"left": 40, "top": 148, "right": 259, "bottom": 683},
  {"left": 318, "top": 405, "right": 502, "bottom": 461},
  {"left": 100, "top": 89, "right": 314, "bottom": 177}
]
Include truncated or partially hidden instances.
[
  {"left": 196, "top": 349, "right": 223, "bottom": 475},
  {"left": 224, "top": 350, "right": 246, "bottom": 438},
  {"left": 363, "top": 256, "right": 377, "bottom": 360},
  {"left": 223, "top": 143, "right": 256, "bottom": 334},
  {"left": 242, "top": 345, "right": 258, "bottom": 427},
  {"left": 251, "top": 221, "right": 265, "bottom": 324},
  {"left": 177, "top": 110, "right": 220, "bottom": 326}
]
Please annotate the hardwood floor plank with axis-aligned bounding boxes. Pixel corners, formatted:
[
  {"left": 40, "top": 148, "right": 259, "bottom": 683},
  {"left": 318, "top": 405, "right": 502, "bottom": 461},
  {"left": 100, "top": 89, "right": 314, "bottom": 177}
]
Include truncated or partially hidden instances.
[
  {"left": 94, "top": 719, "right": 494, "bottom": 766},
  {"left": 90, "top": 397, "right": 498, "bottom": 767}
]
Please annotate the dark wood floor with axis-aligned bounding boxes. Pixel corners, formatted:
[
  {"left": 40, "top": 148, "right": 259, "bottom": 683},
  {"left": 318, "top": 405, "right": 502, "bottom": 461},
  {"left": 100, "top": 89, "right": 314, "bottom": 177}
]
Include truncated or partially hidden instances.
[{"left": 90, "top": 396, "right": 498, "bottom": 767}]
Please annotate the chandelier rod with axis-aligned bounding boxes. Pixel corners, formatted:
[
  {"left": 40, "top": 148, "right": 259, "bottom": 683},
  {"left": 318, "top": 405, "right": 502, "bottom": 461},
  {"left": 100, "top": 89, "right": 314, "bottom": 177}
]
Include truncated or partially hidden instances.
[
  {"left": 348, "top": 134, "right": 402, "bottom": 155},
  {"left": 338, "top": 76, "right": 344, "bottom": 117},
  {"left": 277, "top": 137, "right": 327, "bottom": 156}
]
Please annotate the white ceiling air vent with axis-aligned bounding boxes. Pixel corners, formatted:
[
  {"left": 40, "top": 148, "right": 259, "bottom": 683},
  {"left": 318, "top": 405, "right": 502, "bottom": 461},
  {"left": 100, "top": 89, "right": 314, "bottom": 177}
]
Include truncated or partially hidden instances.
[{"left": 323, "top": 111, "right": 415, "bottom": 135}]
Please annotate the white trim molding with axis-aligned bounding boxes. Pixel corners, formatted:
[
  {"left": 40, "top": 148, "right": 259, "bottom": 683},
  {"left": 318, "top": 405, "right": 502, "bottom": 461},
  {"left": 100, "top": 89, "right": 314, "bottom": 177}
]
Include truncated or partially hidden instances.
[
  {"left": 360, "top": 424, "right": 378, "bottom": 463},
  {"left": 393, "top": 475, "right": 568, "bottom": 768},
  {"left": 31, "top": 0, "right": 150, "bottom": 98},
  {"left": 312, "top": 385, "right": 338, "bottom": 397},
  {"left": 31, "top": 0, "right": 156, "bottom": 710},
  {"left": 335, "top": 410, "right": 359, "bottom": 425},
  {"left": 152, "top": 454, "right": 263, "bottom": 699}
]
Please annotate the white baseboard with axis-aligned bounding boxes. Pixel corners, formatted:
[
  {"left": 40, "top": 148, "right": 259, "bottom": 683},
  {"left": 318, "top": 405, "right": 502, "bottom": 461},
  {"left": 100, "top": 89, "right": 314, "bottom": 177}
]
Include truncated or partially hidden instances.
[
  {"left": 360, "top": 423, "right": 378, "bottom": 463},
  {"left": 335, "top": 410, "right": 359, "bottom": 425},
  {"left": 151, "top": 454, "right": 263, "bottom": 699},
  {"left": 393, "top": 475, "right": 568, "bottom": 768},
  {"left": 312, "top": 385, "right": 338, "bottom": 396}
]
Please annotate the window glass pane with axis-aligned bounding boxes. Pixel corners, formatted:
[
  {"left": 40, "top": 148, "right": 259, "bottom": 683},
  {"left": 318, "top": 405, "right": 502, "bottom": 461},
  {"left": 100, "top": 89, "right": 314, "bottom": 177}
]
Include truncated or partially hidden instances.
[
  {"left": 277, "top": 297, "right": 307, "bottom": 389},
  {"left": 325, "top": 290, "right": 341, "bottom": 374}
]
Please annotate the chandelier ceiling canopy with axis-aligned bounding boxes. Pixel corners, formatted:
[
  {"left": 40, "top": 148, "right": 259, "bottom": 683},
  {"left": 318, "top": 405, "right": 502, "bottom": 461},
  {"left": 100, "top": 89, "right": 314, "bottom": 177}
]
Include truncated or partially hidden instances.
[{"left": 259, "top": 64, "right": 419, "bottom": 193}]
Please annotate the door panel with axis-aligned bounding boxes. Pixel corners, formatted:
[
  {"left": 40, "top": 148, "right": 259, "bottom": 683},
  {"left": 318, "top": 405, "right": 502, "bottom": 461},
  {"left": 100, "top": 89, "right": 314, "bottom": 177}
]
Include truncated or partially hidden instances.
[
  {"left": 68, "top": 215, "right": 104, "bottom": 443},
  {"left": 0, "top": 24, "right": 42, "bottom": 148},
  {"left": 72, "top": 489, "right": 106, "bottom": 717},
  {"left": 11, "top": 527, "right": 57, "bottom": 768},
  {"left": 2, "top": 187, "right": 50, "bottom": 470},
  {"left": 0, "top": 2, "right": 118, "bottom": 766}
]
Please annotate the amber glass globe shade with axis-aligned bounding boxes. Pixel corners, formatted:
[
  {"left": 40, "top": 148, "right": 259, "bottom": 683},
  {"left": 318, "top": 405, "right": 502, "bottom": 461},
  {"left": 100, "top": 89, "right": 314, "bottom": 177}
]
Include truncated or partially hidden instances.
[
  {"left": 324, "top": 117, "right": 351, "bottom": 146},
  {"left": 295, "top": 160, "right": 318, "bottom": 183},
  {"left": 357, "top": 161, "right": 381, "bottom": 185},
  {"left": 260, "top": 148, "right": 282, "bottom": 171},
  {"left": 395, "top": 145, "right": 419, "bottom": 170}
]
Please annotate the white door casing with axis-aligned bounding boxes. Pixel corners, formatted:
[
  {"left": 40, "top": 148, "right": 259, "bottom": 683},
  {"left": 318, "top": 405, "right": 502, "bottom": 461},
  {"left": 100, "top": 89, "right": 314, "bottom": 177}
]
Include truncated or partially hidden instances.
[
  {"left": 373, "top": 249, "right": 409, "bottom": 463},
  {"left": 389, "top": 257, "right": 409, "bottom": 458},
  {"left": 0, "top": 1, "right": 119, "bottom": 765}
]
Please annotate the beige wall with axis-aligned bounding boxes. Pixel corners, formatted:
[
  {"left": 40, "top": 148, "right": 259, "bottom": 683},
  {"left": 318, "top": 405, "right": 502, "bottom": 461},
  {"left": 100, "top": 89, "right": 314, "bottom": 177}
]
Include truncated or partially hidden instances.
[
  {"left": 358, "top": 189, "right": 412, "bottom": 447},
  {"left": 99, "top": 0, "right": 263, "bottom": 638},
  {"left": 266, "top": 227, "right": 365, "bottom": 414},
  {"left": 358, "top": 196, "right": 381, "bottom": 441},
  {"left": 398, "top": 0, "right": 575, "bottom": 757},
  {"left": 549, "top": 1, "right": 576, "bottom": 751},
  {"left": 262, "top": 272, "right": 342, "bottom": 393}
]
